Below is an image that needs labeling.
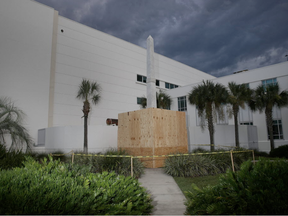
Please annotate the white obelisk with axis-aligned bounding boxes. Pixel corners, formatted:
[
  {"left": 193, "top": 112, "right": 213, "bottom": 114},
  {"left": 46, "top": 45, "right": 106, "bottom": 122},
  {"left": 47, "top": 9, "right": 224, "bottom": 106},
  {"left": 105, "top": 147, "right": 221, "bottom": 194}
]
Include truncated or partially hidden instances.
[{"left": 146, "top": 35, "right": 157, "bottom": 108}]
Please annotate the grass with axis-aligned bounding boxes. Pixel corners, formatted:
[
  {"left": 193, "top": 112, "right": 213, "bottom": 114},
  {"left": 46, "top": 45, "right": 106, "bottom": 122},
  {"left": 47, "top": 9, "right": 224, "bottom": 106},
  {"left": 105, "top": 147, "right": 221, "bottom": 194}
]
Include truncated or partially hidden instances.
[{"left": 174, "top": 174, "right": 222, "bottom": 198}]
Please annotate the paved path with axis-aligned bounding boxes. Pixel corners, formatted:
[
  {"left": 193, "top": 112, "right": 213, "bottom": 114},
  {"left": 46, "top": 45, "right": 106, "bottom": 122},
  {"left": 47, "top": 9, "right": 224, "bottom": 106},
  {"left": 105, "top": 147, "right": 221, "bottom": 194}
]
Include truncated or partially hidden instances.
[{"left": 138, "top": 168, "right": 187, "bottom": 215}]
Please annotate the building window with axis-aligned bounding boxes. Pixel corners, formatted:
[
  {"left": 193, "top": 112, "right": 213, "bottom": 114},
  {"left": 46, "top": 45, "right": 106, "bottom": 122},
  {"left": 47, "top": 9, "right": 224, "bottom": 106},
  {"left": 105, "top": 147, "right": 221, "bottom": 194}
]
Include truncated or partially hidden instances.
[
  {"left": 262, "top": 78, "right": 277, "bottom": 90},
  {"left": 267, "top": 106, "right": 283, "bottom": 140},
  {"left": 137, "top": 74, "right": 159, "bottom": 86},
  {"left": 178, "top": 96, "right": 187, "bottom": 111},
  {"left": 239, "top": 104, "right": 253, "bottom": 125},
  {"left": 137, "top": 75, "right": 146, "bottom": 83},
  {"left": 240, "top": 122, "right": 253, "bottom": 125},
  {"left": 156, "top": 80, "right": 160, "bottom": 86},
  {"left": 137, "top": 97, "right": 143, "bottom": 105},
  {"left": 268, "top": 120, "right": 283, "bottom": 140},
  {"left": 165, "top": 82, "right": 179, "bottom": 89}
]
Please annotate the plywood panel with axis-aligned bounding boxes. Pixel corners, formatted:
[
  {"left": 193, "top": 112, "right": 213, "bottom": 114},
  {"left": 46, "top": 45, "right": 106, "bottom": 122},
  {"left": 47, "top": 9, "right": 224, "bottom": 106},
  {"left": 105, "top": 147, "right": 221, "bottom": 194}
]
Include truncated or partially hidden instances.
[{"left": 118, "top": 108, "right": 188, "bottom": 168}]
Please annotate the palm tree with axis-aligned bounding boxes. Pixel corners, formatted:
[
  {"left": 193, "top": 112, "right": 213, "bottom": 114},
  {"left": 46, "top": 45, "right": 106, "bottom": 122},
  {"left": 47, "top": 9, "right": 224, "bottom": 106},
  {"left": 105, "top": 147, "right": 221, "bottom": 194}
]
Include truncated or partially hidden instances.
[
  {"left": 139, "top": 90, "right": 172, "bottom": 109},
  {"left": 249, "top": 83, "right": 288, "bottom": 151},
  {"left": 0, "top": 97, "right": 32, "bottom": 151},
  {"left": 76, "top": 79, "right": 101, "bottom": 153},
  {"left": 188, "top": 80, "right": 228, "bottom": 151},
  {"left": 227, "top": 82, "right": 253, "bottom": 148}
]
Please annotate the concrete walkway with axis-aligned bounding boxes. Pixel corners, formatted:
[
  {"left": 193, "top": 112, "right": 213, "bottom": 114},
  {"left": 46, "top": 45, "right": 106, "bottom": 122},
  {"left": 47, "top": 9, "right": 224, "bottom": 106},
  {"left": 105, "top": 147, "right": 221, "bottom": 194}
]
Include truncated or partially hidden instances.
[{"left": 138, "top": 168, "right": 187, "bottom": 215}]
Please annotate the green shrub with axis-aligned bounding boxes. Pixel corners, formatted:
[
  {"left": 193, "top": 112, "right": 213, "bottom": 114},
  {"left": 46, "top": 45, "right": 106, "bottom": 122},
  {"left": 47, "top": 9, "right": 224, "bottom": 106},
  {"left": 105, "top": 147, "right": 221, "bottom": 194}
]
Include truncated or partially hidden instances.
[
  {"left": 74, "top": 148, "right": 145, "bottom": 178},
  {"left": 0, "top": 156, "right": 153, "bottom": 215},
  {"left": 27, "top": 151, "right": 50, "bottom": 162},
  {"left": 164, "top": 148, "right": 250, "bottom": 177},
  {"left": 270, "top": 144, "right": 288, "bottom": 158},
  {"left": 253, "top": 149, "right": 269, "bottom": 157},
  {"left": 191, "top": 147, "right": 208, "bottom": 153},
  {"left": 0, "top": 143, "right": 26, "bottom": 170},
  {"left": 185, "top": 158, "right": 288, "bottom": 215},
  {"left": 164, "top": 154, "right": 220, "bottom": 177},
  {"left": 27, "top": 151, "right": 67, "bottom": 163}
]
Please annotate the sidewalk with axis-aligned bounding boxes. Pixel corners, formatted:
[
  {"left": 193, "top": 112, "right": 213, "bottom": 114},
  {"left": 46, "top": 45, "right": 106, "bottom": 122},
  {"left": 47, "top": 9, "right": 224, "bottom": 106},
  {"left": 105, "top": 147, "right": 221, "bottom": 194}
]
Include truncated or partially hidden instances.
[{"left": 138, "top": 168, "right": 187, "bottom": 215}]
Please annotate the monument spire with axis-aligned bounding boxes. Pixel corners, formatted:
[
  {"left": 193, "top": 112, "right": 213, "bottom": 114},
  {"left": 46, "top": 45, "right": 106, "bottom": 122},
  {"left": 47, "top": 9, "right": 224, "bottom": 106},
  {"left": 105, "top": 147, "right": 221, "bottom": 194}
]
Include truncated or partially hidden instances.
[{"left": 146, "top": 35, "right": 157, "bottom": 108}]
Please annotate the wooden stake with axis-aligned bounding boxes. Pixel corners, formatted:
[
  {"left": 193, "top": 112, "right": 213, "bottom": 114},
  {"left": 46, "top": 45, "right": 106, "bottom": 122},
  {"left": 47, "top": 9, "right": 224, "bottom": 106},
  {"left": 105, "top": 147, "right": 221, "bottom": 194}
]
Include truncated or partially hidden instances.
[
  {"left": 230, "top": 150, "right": 235, "bottom": 172},
  {"left": 72, "top": 151, "right": 74, "bottom": 164},
  {"left": 131, "top": 156, "right": 134, "bottom": 177},
  {"left": 252, "top": 150, "right": 255, "bottom": 165}
]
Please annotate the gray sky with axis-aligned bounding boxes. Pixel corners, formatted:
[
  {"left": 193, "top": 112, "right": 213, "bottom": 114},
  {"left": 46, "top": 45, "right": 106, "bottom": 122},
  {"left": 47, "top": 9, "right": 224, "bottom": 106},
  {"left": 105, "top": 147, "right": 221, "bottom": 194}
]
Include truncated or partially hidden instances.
[{"left": 35, "top": 0, "right": 288, "bottom": 77}]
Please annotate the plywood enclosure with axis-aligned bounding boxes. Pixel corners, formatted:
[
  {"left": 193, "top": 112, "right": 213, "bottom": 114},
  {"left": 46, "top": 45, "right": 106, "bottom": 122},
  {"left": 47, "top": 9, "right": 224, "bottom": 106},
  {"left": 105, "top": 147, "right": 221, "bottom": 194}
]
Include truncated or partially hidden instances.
[{"left": 118, "top": 108, "right": 188, "bottom": 168}]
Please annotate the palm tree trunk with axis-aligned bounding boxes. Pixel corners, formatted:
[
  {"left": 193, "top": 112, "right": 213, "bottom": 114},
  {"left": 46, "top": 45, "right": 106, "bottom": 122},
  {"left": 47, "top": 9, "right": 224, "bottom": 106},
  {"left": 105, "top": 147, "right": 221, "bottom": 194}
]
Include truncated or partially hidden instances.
[
  {"left": 84, "top": 115, "right": 88, "bottom": 154},
  {"left": 233, "top": 106, "right": 239, "bottom": 148},
  {"left": 207, "top": 107, "right": 214, "bottom": 151},
  {"left": 83, "top": 100, "right": 90, "bottom": 154},
  {"left": 265, "top": 109, "right": 274, "bottom": 151}
]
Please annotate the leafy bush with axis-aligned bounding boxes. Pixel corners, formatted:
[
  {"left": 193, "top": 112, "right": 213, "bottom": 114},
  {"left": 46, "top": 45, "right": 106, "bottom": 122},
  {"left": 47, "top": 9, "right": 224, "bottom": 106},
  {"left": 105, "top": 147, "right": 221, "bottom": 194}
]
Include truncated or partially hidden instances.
[
  {"left": 28, "top": 151, "right": 70, "bottom": 163},
  {"left": 270, "top": 144, "right": 288, "bottom": 158},
  {"left": 0, "top": 143, "right": 26, "bottom": 170},
  {"left": 74, "top": 148, "right": 145, "bottom": 178},
  {"left": 185, "top": 158, "right": 288, "bottom": 215},
  {"left": 0, "top": 143, "right": 72, "bottom": 170},
  {"left": 253, "top": 148, "right": 269, "bottom": 157},
  {"left": 0, "top": 156, "right": 153, "bottom": 215},
  {"left": 164, "top": 154, "right": 220, "bottom": 177},
  {"left": 164, "top": 148, "right": 250, "bottom": 177}
]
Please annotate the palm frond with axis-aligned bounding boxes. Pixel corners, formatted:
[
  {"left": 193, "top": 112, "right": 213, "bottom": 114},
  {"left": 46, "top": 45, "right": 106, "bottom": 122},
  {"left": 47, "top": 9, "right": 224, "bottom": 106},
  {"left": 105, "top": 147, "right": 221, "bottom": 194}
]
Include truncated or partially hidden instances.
[
  {"left": 139, "top": 96, "right": 147, "bottom": 109},
  {"left": 76, "top": 79, "right": 101, "bottom": 104},
  {"left": 157, "top": 90, "right": 172, "bottom": 109},
  {"left": 0, "top": 97, "right": 32, "bottom": 151},
  {"left": 138, "top": 90, "right": 172, "bottom": 109}
]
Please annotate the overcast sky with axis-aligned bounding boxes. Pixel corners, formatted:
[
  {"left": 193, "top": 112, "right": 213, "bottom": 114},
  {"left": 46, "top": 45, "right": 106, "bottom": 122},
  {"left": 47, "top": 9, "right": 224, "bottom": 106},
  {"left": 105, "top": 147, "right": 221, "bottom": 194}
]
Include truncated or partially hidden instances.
[{"left": 35, "top": 0, "right": 288, "bottom": 77}]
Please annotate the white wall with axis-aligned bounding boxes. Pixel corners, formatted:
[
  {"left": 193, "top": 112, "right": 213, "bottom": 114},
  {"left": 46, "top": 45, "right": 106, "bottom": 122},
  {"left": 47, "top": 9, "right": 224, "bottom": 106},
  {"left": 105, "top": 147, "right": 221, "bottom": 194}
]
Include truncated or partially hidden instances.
[
  {"left": 0, "top": 0, "right": 55, "bottom": 144},
  {"left": 52, "top": 15, "right": 215, "bottom": 128},
  {"left": 40, "top": 125, "right": 118, "bottom": 153},
  {"left": 188, "top": 125, "right": 258, "bottom": 151}
]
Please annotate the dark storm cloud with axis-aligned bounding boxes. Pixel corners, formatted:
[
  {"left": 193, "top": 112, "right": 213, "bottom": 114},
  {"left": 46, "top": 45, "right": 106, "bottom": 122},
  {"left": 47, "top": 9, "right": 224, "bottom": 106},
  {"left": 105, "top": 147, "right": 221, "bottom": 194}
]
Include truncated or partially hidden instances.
[{"left": 36, "top": 0, "right": 288, "bottom": 77}]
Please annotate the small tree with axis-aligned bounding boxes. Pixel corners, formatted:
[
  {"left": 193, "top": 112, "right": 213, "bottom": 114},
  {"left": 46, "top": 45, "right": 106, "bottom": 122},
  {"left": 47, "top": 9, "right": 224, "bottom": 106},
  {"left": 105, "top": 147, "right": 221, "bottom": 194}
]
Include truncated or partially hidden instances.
[
  {"left": 227, "top": 82, "right": 253, "bottom": 147},
  {"left": 249, "top": 83, "right": 288, "bottom": 151},
  {"left": 139, "top": 90, "right": 172, "bottom": 109},
  {"left": 188, "top": 80, "right": 228, "bottom": 151},
  {"left": 76, "top": 79, "right": 101, "bottom": 153},
  {"left": 0, "top": 97, "right": 32, "bottom": 151}
]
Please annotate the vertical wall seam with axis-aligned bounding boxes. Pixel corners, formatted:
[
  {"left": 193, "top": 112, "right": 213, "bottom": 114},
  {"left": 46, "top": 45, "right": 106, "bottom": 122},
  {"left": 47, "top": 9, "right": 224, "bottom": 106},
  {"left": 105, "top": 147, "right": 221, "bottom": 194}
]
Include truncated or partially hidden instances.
[{"left": 48, "top": 10, "right": 59, "bottom": 127}]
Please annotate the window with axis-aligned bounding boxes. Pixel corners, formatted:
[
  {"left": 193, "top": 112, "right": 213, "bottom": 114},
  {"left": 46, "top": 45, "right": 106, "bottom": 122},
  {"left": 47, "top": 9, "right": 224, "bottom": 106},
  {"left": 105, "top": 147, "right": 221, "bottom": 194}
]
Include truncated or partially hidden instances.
[
  {"left": 267, "top": 106, "right": 283, "bottom": 140},
  {"left": 137, "top": 97, "right": 143, "bottom": 105},
  {"left": 165, "top": 82, "right": 179, "bottom": 89},
  {"left": 268, "top": 120, "right": 283, "bottom": 140},
  {"left": 240, "top": 122, "right": 253, "bottom": 125},
  {"left": 178, "top": 96, "right": 187, "bottom": 111},
  {"left": 239, "top": 104, "right": 253, "bottom": 125},
  {"left": 137, "top": 75, "right": 159, "bottom": 86},
  {"left": 137, "top": 75, "right": 146, "bottom": 83},
  {"left": 262, "top": 78, "right": 277, "bottom": 90},
  {"left": 156, "top": 80, "right": 160, "bottom": 87}
]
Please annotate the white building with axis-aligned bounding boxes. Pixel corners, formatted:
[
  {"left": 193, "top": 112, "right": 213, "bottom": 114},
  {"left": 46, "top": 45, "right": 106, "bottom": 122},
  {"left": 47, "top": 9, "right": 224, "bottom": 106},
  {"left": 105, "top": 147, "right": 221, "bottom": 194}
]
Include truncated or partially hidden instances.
[
  {"left": 1, "top": 0, "right": 287, "bottom": 153},
  {"left": 168, "top": 62, "right": 288, "bottom": 152}
]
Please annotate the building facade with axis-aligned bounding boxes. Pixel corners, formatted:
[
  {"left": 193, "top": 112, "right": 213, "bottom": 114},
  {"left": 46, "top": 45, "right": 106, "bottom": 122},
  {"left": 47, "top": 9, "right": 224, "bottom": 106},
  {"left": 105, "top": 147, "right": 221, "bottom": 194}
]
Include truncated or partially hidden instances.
[
  {"left": 0, "top": 0, "right": 213, "bottom": 152},
  {"left": 168, "top": 61, "right": 288, "bottom": 152},
  {"left": 1, "top": 0, "right": 287, "bottom": 153}
]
